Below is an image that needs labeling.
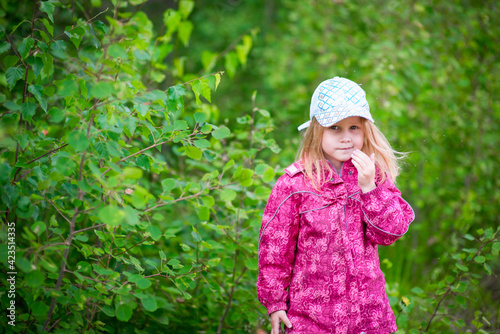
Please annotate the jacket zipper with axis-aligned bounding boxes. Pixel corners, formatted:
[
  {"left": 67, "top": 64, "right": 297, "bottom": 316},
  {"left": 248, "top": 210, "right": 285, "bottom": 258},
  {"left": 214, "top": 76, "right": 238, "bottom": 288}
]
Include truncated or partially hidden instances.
[{"left": 336, "top": 162, "right": 354, "bottom": 333}]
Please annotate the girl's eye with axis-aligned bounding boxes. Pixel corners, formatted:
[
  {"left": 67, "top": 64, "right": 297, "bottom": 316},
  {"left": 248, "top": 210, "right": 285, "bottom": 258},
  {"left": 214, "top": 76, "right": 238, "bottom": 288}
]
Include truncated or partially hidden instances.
[
  {"left": 350, "top": 125, "right": 359, "bottom": 130},
  {"left": 330, "top": 126, "right": 339, "bottom": 130}
]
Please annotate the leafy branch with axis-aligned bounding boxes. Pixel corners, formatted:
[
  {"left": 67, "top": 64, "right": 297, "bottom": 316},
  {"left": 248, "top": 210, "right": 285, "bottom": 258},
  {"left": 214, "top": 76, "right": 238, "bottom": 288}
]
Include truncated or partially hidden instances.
[{"left": 423, "top": 229, "right": 500, "bottom": 332}]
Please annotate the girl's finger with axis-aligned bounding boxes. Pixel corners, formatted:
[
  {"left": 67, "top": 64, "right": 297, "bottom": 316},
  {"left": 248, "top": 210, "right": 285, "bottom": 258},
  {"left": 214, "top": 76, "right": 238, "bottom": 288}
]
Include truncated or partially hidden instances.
[
  {"left": 280, "top": 313, "right": 293, "bottom": 329},
  {"left": 351, "top": 155, "right": 368, "bottom": 172},
  {"left": 271, "top": 317, "right": 281, "bottom": 334},
  {"left": 352, "top": 150, "right": 371, "bottom": 164}
]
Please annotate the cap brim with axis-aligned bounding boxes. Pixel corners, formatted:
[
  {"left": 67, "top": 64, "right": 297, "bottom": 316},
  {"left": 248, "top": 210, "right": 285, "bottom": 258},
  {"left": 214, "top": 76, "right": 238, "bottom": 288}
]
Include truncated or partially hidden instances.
[{"left": 297, "top": 121, "right": 311, "bottom": 131}]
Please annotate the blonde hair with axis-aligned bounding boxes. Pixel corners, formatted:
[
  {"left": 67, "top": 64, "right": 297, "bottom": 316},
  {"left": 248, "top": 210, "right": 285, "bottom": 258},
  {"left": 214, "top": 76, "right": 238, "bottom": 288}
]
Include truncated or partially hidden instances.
[{"left": 297, "top": 117, "right": 406, "bottom": 190}]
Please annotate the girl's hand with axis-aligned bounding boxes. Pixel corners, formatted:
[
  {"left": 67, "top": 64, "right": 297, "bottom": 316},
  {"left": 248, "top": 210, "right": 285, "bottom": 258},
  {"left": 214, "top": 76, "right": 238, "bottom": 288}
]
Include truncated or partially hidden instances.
[
  {"left": 351, "top": 150, "right": 377, "bottom": 193},
  {"left": 270, "top": 310, "right": 292, "bottom": 334}
]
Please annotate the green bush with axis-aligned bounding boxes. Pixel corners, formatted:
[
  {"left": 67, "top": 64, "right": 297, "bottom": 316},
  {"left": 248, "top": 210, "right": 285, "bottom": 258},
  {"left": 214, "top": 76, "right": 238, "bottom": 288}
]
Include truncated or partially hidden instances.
[{"left": 0, "top": 1, "right": 274, "bottom": 333}]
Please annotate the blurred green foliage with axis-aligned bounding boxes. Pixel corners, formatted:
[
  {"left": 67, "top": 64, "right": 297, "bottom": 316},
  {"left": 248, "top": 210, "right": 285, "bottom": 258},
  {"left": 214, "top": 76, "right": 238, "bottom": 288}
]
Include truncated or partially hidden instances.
[{"left": 0, "top": 0, "right": 499, "bottom": 333}]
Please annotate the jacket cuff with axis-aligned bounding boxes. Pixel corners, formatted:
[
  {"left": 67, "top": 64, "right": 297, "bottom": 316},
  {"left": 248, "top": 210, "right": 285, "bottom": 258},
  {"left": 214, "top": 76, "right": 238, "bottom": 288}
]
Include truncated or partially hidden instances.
[
  {"left": 359, "top": 182, "right": 383, "bottom": 198},
  {"left": 267, "top": 302, "right": 288, "bottom": 316}
]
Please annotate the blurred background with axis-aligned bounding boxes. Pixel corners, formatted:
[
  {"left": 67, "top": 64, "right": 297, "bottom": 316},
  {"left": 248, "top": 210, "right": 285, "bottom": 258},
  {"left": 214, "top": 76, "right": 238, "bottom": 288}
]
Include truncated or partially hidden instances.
[{"left": 156, "top": 1, "right": 500, "bottom": 327}]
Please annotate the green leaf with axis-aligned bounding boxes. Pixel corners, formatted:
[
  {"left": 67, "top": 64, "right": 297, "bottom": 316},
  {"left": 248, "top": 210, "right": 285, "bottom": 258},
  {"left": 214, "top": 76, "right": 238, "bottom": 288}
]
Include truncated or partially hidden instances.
[
  {"left": 78, "top": 79, "right": 88, "bottom": 99},
  {"left": 28, "top": 56, "right": 44, "bottom": 79},
  {"left": 255, "top": 186, "right": 271, "bottom": 199},
  {"left": 18, "top": 37, "right": 34, "bottom": 60},
  {"left": 163, "top": 10, "right": 182, "bottom": 35},
  {"left": 31, "top": 221, "right": 46, "bottom": 235},
  {"left": 474, "top": 255, "right": 485, "bottom": 263},
  {"left": 6, "top": 67, "right": 24, "bottom": 91},
  {"left": 174, "top": 119, "right": 188, "bottom": 130},
  {"left": 262, "top": 167, "right": 275, "bottom": 182},
  {"left": 26, "top": 270, "right": 45, "bottom": 287},
  {"left": 167, "top": 258, "right": 182, "bottom": 268},
  {"left": 193, "top": 139, "right": 210, "bottom": 149},
  {"left": 146, "top": 225, "right": 162, "bottom": 241},
  {"left": 194, "top": 111, "right": 207, "bottom": 123},
  {"left": 28, "top": 84, "right": 47, "bottom": 111},
  {"left": 42, "top": 53, "right": 53, "bottom": 77},
  {"left": 116, "top": 303, "right": 132, "bottom": 322},
  {"left": 224, "top": 51, "right": 238, "bottom": 78},
  {"left": 40, "top": 1, "right": 55, "bottom": 22},
  {"left": 197, "top": 206, "right": 210, "bottom": 220},
  {"left": 492, "top": 242, "right": 500, "bottom": 256},
  {"left": 201, "top": 51, "right": 217, "bottom": 72},
  {"left": 140, "top": 295, "right": 158, "bottom": 312},
  {"left": 238, "top": 168, "right": 254, "bottom": 187},
  {"left": 185, "top": 146, "right": 202, "bottom": 160},
  {"left": 215, "top": 72, "right": 222, "bottom": 90},
  {"left": 130, "top": 256, "right": 145, "bottom": 272},
  {"left": 57, "top": 78, "right": 79, "bottom": 97},
  {"left": 191, "top": 228, "right": 202, "bottom": 242},
  {"left": 484, "top": 263, "right": 492, "bottom": 275},
  {"left": 159, "top": 250, "right": 166, "bottom": 261},
  {"left": 167, "top": 84, "right": 186, "bottom": 99},
  {"left": 68, "top": 131, "right": 89, "bottom": 152},
  {"left": 258, "top": 108, "right": 271, "bottom": 117},
  {"left": 223, "top": 159, "right": 235, "bottom": 173},
  {"left": 219, "top": 188, "right": 236, "bottom": 202},
  {"left": 0, "top": 41, "right": 10, "bottom": 55},
  {"left": 178, "top": 20, "right": 193, "bottom": 46},
  {"left": 190, "top": 79, "right": 203, "bottom": 105},
  {"left": 31, "top": 301, "right": 49, "bottom": 317},
  {"left": 162, "top": 178, "right": 176, "bottom": 192},
  {"left": 16, "top": 134, "right": 29, "bottom": 150},
  {"left": 212, "top": 126, "right": 230, "bottom": 140},
  {"left": 464, "top": 234, "right": 475, "bottom": 241},
  {"left": 123, "top": 167, "right": 143, "bottom": 179},
  {"left": 455, "top": 283, "right": 467, "bottom": 293},
  {"left": 245, "top": 258, "right": 258, "bottom": 270},
  {"left": 235, "top": 35, "right": 252, "bottom": 66},
  {"left": 98, "top": 205, "right": 126, "bottom": 227},
  {"left": 455, "top": 263, "right": 469, "bottom": 272},
  {"left": 136, "top": 278, "right": 152, "bottom": 289},
  {"left": 40, "top": 18, "right": 53, "bottom": 35},
  {"left": 411, "top": 287, "right": 424, "bottom": 294},
  {"left": 90, "top": 81, "right": 114, "bottom": 99},
  {"left": 65, "top": 26, "right": 86, "bottom": 49},
  {"left": 50, "top": 40, "right": 67, "bottom": 59},
  {"left": 21, "top": 102, "right": 37, "bottom": 123},
  {"left": 179, "top": 0, "right": 195, "bottom": 19}
]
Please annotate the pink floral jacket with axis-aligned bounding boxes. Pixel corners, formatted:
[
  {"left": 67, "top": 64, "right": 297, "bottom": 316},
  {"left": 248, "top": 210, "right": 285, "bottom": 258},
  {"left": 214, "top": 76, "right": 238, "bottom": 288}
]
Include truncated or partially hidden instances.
[{"left": 257, "top": 160, "right": 415, "bottom": 334}]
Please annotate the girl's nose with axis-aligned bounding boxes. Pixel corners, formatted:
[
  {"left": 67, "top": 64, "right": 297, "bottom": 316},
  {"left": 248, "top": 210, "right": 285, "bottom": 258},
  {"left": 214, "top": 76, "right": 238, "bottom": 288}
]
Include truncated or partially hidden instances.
[{"left": 341, "top": 136, "right": 351, "bottom": 142}]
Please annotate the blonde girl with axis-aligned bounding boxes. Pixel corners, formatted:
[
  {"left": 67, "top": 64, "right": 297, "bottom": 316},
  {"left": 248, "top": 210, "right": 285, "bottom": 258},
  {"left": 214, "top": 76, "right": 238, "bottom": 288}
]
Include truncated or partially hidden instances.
[{"left": 257, "top": 77, "right": 415, "bottom": 334}]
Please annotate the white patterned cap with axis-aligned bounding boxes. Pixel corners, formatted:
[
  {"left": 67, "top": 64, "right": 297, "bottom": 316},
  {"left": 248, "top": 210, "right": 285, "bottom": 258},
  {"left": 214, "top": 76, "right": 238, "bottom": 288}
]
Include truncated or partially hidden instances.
[{"left": 298, "top": 76, "right": 374, "bottom": 131}]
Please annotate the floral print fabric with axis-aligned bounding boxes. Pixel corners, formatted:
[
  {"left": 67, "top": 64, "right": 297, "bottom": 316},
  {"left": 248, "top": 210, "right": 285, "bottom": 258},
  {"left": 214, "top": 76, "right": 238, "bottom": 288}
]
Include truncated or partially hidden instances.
[{"left": 257, "top": 160, "right": 415, "bottom": 334}]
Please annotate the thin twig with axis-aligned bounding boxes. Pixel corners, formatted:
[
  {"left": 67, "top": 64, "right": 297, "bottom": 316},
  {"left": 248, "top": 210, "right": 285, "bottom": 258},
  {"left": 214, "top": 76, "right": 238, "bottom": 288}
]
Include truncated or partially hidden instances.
[
  {"left": 3, "top": 30, "right": 27, "bottom": 67},
  {"left": 44, "top": 196, "right": 72, "bottom": 225},
  {"left": 44, "top": 8, "right": 109, "bottom": 46},
  {"left": 74, "top": 223, "right": 106, "bottom": 234},
  {"left": 143, "top": 181, "right": 238, "bottom": 213},
  {"left": 424, "top": 230, "right": 499, "bottom": 332},
  {"left": 100, "top": 140, "right": 169, "bottom": 177},
  {"left": 182, "top": 71, "right": 225, "bottom": 86},
  {"left": 13, "top": 144, "right": 69, "bottom": 183}
]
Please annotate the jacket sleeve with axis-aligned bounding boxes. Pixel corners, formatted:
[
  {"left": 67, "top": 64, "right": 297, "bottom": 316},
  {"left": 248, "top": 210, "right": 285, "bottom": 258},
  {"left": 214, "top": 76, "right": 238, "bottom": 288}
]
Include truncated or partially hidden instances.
[
  {"left": 257, "top": 174, "right": 300, "bottom": 315},
  {"left": 359, "top": 175, "right": 415, "bottom": 246}
]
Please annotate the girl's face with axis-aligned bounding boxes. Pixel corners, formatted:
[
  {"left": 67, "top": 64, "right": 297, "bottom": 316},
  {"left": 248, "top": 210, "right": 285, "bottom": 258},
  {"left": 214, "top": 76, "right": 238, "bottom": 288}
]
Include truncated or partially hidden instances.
[{"left": 321, "top": 116, "right": 365, "bottom": 172}]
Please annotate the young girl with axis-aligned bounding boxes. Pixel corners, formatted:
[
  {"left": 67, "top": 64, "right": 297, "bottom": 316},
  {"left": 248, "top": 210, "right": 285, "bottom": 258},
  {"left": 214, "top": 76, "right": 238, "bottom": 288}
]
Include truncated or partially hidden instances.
[{"left": 257, "top": 77, "right": 415, "bottom": 334}]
